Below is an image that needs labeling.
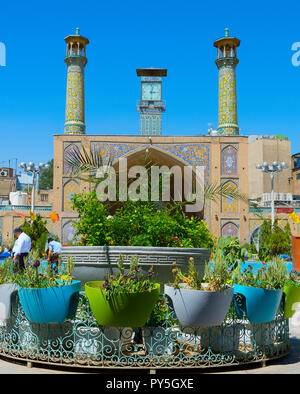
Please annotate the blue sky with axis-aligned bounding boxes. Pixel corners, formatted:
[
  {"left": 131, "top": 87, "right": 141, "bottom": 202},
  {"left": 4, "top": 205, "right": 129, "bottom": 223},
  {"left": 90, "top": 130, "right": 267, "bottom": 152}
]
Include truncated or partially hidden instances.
[{"left": 0, "top": 0, "right": 300, "bottom": 169}]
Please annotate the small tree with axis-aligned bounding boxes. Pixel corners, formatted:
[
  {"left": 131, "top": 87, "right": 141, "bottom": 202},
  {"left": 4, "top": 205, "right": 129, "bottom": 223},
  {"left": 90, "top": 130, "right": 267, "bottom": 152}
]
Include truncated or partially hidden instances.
[
  {"left": 20, "top": 214, "right": 49, "bottom": 256},
  {"left": 258, "top": 218, "right": 291, "bottom": 261},
  {"left": 39, "top": 159, "right": 53, "bottom": 190}
]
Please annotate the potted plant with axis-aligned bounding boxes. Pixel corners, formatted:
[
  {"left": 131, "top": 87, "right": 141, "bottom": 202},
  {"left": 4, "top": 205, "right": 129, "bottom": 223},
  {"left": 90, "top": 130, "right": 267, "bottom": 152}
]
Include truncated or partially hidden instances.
[
  {"left": 85, "top": 256, "right": 160, "bottom": 327},
  {"left": 164, "top": 254, "right": 233, "bottom": 327},
  {"left": 232, "top": 257, "right": 286, "bottom": 323},
  {"left": 14, "top": 252, "right": 81, "bottom": 324},
  {"left": 283, "top": 269, "right": 300, "bottom": 318}
]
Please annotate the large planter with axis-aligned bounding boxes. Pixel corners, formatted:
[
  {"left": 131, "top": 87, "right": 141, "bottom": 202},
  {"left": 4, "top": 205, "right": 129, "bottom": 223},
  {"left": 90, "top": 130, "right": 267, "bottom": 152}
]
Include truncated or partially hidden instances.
[
  {"left": 292, "top": 235, "right": 300, "bottom": 272},
  {"left": 61, "top": 246, "right": 211, "bottom": 286},
  {"left": 164, "top": 284, "right": 233, "bottom": 327},
  {"left": 85, "top": 281, "right": 160, "bottom": 327},
  {"left": 0, "top": 283, "right": 18, "bottom": 323},
  {"left": 283, "top": 284, "right": 300, "bottom": 318},
  {"left": 18, "top": 280, "right": 81, "bottom": 323},
  {"left": 233, "top": 284, "right": 283, "bottom": 323}
]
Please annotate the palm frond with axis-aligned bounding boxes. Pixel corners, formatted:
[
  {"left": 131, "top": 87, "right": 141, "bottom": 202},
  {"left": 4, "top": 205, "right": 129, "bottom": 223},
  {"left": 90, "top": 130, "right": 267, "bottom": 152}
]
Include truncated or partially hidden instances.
[{"left": 65, "top": 146, "right": 114, "bottom": 183}]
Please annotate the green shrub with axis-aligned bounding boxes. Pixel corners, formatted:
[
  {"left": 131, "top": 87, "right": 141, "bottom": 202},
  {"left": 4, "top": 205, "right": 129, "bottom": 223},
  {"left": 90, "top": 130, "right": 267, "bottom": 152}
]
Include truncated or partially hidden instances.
[{"left": 71, "top": 192, "right": 214, "bottom": 249}]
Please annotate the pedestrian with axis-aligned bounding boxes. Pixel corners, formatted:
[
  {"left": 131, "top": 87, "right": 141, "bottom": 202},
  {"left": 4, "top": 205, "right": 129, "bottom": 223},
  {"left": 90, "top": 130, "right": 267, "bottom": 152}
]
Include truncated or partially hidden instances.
[
  {"left": 12, "top": 228, "right": 31, "bottom": 271},
  {"left": 47, "top": 238, "right": 62, "bottom": 274}
]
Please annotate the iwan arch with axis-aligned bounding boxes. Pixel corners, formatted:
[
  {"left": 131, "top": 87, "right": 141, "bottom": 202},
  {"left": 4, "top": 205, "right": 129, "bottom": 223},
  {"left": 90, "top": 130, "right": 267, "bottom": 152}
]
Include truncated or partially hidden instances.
[{"left": 52, "top": 28, "right": 292, "bottom": 244}]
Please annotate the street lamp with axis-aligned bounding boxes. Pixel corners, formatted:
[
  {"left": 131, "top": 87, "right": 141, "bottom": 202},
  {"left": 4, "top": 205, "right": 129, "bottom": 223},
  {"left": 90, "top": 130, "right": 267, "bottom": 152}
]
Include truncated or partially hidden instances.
[
  {"left": 18, "top": 162, "right": 50, "bottom": 212},
  {"left": 256, "top": 161, "right": 289, "bottom": 226}
]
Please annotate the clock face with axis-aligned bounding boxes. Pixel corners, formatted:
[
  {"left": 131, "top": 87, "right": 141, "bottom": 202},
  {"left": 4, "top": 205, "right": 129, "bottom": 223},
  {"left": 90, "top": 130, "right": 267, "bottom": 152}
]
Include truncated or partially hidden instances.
[{"left": 141, "top": 82, "right": 161, "bottom": 101}]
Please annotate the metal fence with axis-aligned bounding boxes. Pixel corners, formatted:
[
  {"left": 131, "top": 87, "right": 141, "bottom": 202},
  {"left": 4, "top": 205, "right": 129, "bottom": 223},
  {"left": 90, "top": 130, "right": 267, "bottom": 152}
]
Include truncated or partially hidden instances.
[{"left": 0, "top": 292, "right": 290, "bottom": 370}]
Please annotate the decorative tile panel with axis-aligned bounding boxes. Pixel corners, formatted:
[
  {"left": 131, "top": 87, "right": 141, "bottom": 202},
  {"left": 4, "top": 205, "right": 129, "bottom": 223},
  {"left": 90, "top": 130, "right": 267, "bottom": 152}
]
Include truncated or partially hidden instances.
[
  {"left": 91, "top": 143, "right": 210, "bottom": 183},
  {"left": 221, "top": 145, "right": 237, "bottom": 176},
  {"left": 221, "top": 180, "right": 238, "bottom": 213},
  {"left": 221, "top": 222, "right": 239, "bottom": 238},
  {"left": 63, "top": 180, "right": 80, "bottom": 211}
]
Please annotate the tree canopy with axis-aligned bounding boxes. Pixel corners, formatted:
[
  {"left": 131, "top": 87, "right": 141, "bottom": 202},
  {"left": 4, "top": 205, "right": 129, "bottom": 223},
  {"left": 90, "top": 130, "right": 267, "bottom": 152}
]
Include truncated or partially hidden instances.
[{"left": 39, "top": 159, "right": 53, "bottom": 190}]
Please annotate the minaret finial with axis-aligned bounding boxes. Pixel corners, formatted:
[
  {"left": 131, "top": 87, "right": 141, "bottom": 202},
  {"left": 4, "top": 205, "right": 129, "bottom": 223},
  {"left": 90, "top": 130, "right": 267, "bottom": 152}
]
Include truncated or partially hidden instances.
[
  {"left": 225, "top": 28, "right": 229, "bottom": 37},
  {"left": 76, "top": 27, "right": 80, "bottom": 36}
]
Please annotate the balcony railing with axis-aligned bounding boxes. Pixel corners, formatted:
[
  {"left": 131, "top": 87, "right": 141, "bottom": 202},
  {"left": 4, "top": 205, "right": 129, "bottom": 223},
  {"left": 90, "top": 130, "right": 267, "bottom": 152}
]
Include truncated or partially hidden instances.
[
  {"left": 136, "top": 100, "right": 166, "bottom": 112},
  {"left": 249, "top": 206, "right": 300, "bottom": 214},
  {"left": 0, "top": 205, "right": 52, "bottom": 212}
]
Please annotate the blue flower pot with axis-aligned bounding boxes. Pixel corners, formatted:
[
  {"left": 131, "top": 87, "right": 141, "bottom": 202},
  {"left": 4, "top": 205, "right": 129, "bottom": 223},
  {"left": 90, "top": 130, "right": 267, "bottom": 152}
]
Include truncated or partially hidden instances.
[
  {"left": 233, "top": 284, "right": 283, "bottom": 323},
  {"left": 18, "top": 280, "right": 81, "bottom": 323}
]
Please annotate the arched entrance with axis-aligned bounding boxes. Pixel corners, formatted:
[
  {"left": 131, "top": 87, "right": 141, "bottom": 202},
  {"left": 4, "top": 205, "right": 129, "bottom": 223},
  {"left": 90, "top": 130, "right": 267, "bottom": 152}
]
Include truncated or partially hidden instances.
[{"left": 109, "top": 145, "right": 207, "bottom": 217}]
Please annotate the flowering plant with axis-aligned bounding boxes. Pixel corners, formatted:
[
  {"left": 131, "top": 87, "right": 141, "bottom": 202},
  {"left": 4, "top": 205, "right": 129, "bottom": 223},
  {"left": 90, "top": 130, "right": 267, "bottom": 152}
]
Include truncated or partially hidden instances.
[
  {"left": 232, "top": 257, "right": 287, "bottom": 290},
  {"left": 101, "top": 255, "right": 158, "bottom": 301},
  {"left": 13, "top": 251, "right": 75, "bottom": 289},
  {"left": 171, "top": 257, "right": 202, "bottom": 290},
  {"left": 202, "top": 251, "right": 233, "bottom": 291},
  {"left": 0, "top": 259, "right": 14, "bottom": 285},
  {"left": 284, "top": 269, "right": 300, "bottom": 287},
  {"left": 171, "top": 254, "right": 232, "bottom": 292}
]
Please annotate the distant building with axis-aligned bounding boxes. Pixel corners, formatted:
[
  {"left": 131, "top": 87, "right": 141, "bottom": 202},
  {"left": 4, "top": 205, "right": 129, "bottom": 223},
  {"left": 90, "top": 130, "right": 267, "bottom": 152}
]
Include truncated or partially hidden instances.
[
  {"left": 291, "top": 153, "right": 300, "bottom": 201},
  {"left": 16, "top": 173, "right": 34, "bottom": 191},
  {"left": 0, "top": 167, "right": 16, "bottom": 203},
  {"left": 0, "top": 169, "right": 53, "bottom": 246}
]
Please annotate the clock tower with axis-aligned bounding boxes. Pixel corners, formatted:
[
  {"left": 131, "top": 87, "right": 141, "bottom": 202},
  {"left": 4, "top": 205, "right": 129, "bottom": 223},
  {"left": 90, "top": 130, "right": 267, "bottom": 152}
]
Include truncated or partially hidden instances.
[{"left": 136, "top": 68, "right": 167, "bottom": 136}]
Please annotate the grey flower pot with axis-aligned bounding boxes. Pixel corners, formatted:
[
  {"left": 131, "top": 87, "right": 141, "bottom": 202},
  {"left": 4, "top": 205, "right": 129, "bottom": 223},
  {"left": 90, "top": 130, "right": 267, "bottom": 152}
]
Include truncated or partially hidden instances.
[
  {"left": 164, "top": 284, "right": 233, "bottom": 327},
  {"left": 0, "top": 283, "right": 18, "bottom": 323}
]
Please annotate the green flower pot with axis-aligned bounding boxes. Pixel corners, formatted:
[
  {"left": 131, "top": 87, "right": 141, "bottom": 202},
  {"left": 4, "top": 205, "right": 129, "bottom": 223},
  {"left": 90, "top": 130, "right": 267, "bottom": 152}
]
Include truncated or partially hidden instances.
[
  {"left": 283, "top": 284, "right": 300, "bottom": 318},
  {"left": 85, "top": 281, "right": 161, "bottom": 327}
]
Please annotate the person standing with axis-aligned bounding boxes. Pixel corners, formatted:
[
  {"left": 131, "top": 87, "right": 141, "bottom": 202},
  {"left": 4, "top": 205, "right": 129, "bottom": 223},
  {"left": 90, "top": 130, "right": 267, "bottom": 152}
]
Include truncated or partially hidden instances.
[
  {"left": 12, "top": 228, "right": 31, "bottom": 271},
  {"left": 47, "top": 238, "right": 62, "bottom": 273}
]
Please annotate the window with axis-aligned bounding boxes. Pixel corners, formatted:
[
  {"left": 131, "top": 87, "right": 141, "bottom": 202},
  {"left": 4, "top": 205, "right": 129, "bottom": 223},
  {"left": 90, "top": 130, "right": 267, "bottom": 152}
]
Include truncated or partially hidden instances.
[
  {"left": 296, "top": 174, "right": 300, "bottom": 180},
  {"left": 41, "top": 194, "right": 48, "bottom": 202}
]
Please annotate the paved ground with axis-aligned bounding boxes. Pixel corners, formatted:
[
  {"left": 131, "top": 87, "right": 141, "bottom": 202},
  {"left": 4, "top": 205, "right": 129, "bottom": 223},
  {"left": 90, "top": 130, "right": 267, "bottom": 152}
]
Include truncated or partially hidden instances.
[{"left": 0, "top": 320, "right": 299, "bottom": 374}]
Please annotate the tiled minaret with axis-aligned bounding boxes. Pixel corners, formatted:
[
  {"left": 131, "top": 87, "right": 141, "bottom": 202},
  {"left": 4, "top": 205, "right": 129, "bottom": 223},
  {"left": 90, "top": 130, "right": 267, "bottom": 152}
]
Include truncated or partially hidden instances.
[
  {"left": 64, "top": 28, "right": 89, "bottom": 135},
  {"left": 214, "top": 28, "right": 240, "bottom": 136}
]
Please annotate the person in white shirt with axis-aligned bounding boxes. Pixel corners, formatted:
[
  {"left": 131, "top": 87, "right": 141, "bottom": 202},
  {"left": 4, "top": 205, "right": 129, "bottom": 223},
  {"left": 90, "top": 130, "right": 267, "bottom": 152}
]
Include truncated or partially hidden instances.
[
  {"left": 47, "top": 238, "right": 62, "bottom": 273},
  {"left": 12, "top": 228, "right": 31, "bottom": 270}
]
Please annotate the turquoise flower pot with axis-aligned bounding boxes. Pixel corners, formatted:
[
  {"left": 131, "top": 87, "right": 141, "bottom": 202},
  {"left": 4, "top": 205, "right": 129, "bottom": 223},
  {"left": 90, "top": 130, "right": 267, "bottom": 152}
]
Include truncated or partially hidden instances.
[
  {"left": 233, "top": 284, "right": 283, "bottom": 323},
  {"left": 18, "top": 280, "right": 81, "bottom": 323}
]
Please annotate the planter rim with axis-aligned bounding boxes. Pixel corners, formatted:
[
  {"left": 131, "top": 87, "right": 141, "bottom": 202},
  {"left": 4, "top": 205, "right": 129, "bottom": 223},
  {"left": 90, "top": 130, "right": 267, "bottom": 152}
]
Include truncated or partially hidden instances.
[
  {"left": 86, "top": 280, "right": 160, "bottom": 295},
  {"left": 19, "top": 279, "right": 81, "bottom": 291},
  {"left": 62, "top": 245, "right": 211, "bottom": 253},
  {"left": 164, "top": 283, "right": 233, "bottom": 294},
  {"left": 284, "top": 283, "right": 300, "bottom": 290},
  {"left": 233, "top": 283, "right": 283, "bottom": 292}
]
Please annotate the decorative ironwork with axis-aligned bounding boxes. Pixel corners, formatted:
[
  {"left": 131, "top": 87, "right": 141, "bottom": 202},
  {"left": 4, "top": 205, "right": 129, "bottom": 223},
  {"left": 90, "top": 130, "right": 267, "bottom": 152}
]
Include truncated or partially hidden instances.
[{"left": 0, "top": 292, "right": 289, "bottom": 370}]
